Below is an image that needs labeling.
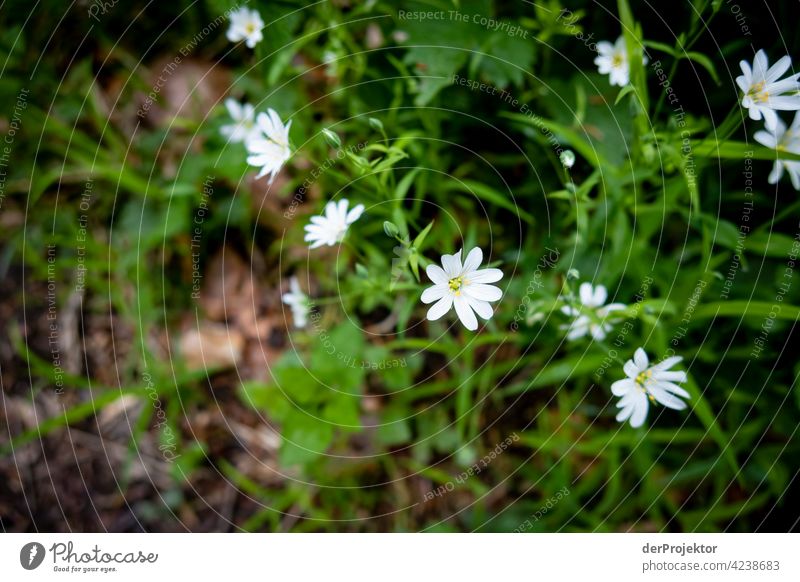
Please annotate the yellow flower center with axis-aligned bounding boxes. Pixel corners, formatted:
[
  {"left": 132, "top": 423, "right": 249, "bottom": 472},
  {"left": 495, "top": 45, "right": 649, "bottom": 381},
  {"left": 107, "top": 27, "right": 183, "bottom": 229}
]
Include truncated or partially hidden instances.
[
  {"left": 635, "top": 369, "right": 656, "bottom": 402},
  {"left": 448, "top": 276, "right": 464, "bottom": 295},
  {"left": 748, "top": 81, "right": 769, "bottom": 103},
  {"left": 245, "top": 22, "right": 256, "bottom": 34},
  {"left": 612, "top": 54, "right": 624, "bottom": 68}
]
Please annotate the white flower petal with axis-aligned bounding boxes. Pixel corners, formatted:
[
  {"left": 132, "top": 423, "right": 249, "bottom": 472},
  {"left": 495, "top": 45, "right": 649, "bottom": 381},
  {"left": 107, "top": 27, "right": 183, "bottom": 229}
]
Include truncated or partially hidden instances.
[
  {"left": 754, "top": 129, "right": 778, "bottom": 148},
  {"left": 769, "top": 160, "right": 784, "bottom": 184},
  {"left": 462, "top": 247, "right": 483, "bottom": 273},
  {"left": 441, "top": 250, "right": 463, "bottom": 278},
  {"left": 225, "top": 98, "right": 242, "bottom": 119},
  {"left": 616, "top": 403, "right": 634, "bottom": 423},
  {"left": 469, "top": 268, "right": 503, "bottom": 283},
  {"left": 426, "top": 294, "right": 453, "bottom": 321},
  {"left": 595, "top": 41, "right": 614, "bottom": 56},
  {"left": 466, "top": 296, "right": 494, "bottom": 320},
  {"left": 421, "top": 285, "right": 447, "bottom": 304},
  {"left": 623, "top": 359, "right": 639, "bottom": 378},
  {"left": 346, "top": 204, "right": 365, "bottom": 224},
  {"left": 628, "top": 392, "right": 649, "bottom": 427},
  {"left": 649, "top": 385, "right": 688, "bottom": 410},
  {"left": 767, "top": 55, "right": 793, "bottom": 83},
  {"left": 600, "top": 302, "right": 627, "bottom": 314},
  {"left": 426, "top": 264, "right": 449, "bottom": 285},
  {"left": 579, "top": 282, "right": 594, "bottom": 305},
  {"left": 593, "top": 284, "right": 608, "bottom": 306},
  {"left": 735, "top": 74, "right": 749, "bottom": 93},
  {"left": 453, "top": 295, "right": 478, "bottom": 331},
  {"left": 633, "top": 348, "right": 649, "bottom": 370},
  {"left": 611, "top": 378, "right": 635, "bottom": 396},
  {"left": 653, "top": 356, "right": 683, "bottom": 371},
  {"left": 336, "top": 198, "right": 349, "bottom": 220},
  {"left": 653, "top": 370, "right": 687, "bottom": 383},
  {"left": 590, "top": 324, "right": 608, "bottom": 340},
  {"left": 463, "top": 283, "right": 502, "bottom": 302},
  {"left": 657, "top": 381, "right": 691, "bottom": 399},
  {"left": 566, "top": 327, "right": 588, "bottom": 341}
]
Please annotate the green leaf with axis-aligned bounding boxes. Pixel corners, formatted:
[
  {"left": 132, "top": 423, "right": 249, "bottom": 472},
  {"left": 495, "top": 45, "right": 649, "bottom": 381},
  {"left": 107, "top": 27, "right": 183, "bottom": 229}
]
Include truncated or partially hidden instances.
[
  {"left": 683, "top": 51, "right": 721, "bottom": 84},
  {"left": 692, "top": 140, "right": 800, "bottom": 161},
  {"left": 413, "top": 220, "right": 435, "bottom": 248},
  {"left": 683, "top": 373, "right": 743, "bottom": 480},
  {"left": 473, "top": 29, "right": 535, "bottom": 88},
  {"left": 744, "top": 231, "right": 799, "bottom": 258},
  {"left": 692, "top": 301, "right": 800, "bottom": 321},
  {"left": 614, "top": 84, "right": 636, "bottom": 105},
  {"left": 644, "top": 41, "right": 721, "bottom": 84},
  {"left": 377, "top": 407, "right": 412, "bottom": 446},
  {"left": 441, "top": 179, "right": 534, "bottom": 223},
  {"left": 279, "top": 412, "right": 334, "bottom": 467}
]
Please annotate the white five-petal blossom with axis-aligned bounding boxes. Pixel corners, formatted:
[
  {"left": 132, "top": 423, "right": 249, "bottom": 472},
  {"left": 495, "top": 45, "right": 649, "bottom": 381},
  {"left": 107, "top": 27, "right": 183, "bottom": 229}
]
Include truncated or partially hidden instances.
[
  {"left": 303, "top": 199, "right": 364, "bottom": 249},
  {"left": 245, "top": 109, "right": 292, "bottom": 184},
  {"left": 282, "top": 276, "right": 310, "bottom": 328},
  {"left": 561, "top": 282, "right": 626, "bottom": 341},
  {"left": 226, "top": 7, "right": 264, "bottom": 49},
  {"left": 220, "top": 98, "right": 261, "bottom": 144},
  {"left": 611, "top": 348, "right": 690, "bottom": 428},
  {"left": 737, "top": 49, "right": 800, "bottom": 131},
  {"left": 594, "top": 36, "right": 647, "bottom": 87},
  {"left": 421, "top": 247, "right": 503, "bottom": 331},
  {"left": 754, "top": 111, "right": 800, "bottom": 190}
]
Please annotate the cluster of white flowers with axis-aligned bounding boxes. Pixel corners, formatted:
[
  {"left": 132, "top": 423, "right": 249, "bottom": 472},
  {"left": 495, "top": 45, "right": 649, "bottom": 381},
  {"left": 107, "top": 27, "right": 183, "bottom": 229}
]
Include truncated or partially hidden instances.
[
  {"left": 222, "top": 10, "right": 295, "bottom": 184},
  {"left": 220, "top": 100, "right": 293, "bottom": 184},
  {"left": 555, "top": 282, "right": 690, "bottom": 427},
  {"left": 280, "top": 199, "right": 365, "bottom": 326},
  {"left": 254, "top": 25, "right": 708, "bottom": 430},
  {"left": 595, "top": 41, "right": 800, "bottom": 190},
  {"left": 560, "top": 282, "right": 626, "bottom": 341},
  {"left": 738, "top": 50, "right": 800, "bottom": 190}
]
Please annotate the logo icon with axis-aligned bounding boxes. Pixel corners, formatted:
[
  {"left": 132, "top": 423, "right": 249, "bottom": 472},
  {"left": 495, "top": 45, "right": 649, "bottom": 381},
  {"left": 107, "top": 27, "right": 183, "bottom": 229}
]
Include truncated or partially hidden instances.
[{"left": 20, "top": 542, "right": 46, "bottom": 570}]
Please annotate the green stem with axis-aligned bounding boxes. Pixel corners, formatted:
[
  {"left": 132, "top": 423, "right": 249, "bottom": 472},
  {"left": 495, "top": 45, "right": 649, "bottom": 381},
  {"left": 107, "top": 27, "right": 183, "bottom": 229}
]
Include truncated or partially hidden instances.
[{"left": 653, "top": 0, "right": 719, "bottom": 120}]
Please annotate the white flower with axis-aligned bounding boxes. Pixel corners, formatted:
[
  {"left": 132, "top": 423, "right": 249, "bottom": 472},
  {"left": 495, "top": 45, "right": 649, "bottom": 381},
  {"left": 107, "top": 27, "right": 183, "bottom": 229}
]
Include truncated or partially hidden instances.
[
  {"left": 220, "top": 98, "right": 260, "bottom": 144},
  {"left": 282, "top": 276, "right": 310, "bottom": 328},
  {"left": 611, "top": 348, "right": 690, "bottom": 428},
  {"left": 754, "top": 111, "right": 800, "bottom": 190},
  {"left": 737, "top": 50, "right": 800, "bottom": 131},
  {"left": 303, "top": 199, "right": 364, "bottom": 249},
  {"left": 560, "top": 150, "right": 576, "bottom": 168},
  {"left": 594, "top": 36, "right": 647, "bottom": 87},
  {"left": 392, "top": 30, "right": 410, "bottom": 44},
  {"left": 561, "top": 282, "right": 626, "bottom": 341},
  {"left": 226, "top": 7, "right": 264, "bottom": 49},
  {"left": 421, "top": 247, "right": 503, "bottom": 331},
  {"left": 245, "top": 109, "right": 292, "bottom": 184}
]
